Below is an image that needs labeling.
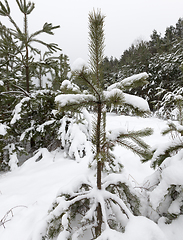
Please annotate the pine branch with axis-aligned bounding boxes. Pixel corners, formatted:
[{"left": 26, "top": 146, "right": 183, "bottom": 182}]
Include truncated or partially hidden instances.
[
  {"left": 104, "top": 89, "right": 124, "bottom": 108},
  {"left": 108, "top": 73, "right": 149, "bottom": 91},
  {"left": 151, "top": 142, "right": 183, "bottom": 168},
  {"left": 31, "top": 39, "right": 61, "bottom": 52},
  {"left": 78, "top": 70, "right": 101, "bottom": 100},
  {"left": 29, "top": 23, "right": 60, "bottom": 40},
  {"left": 16, "top": 0, "right": 35, "bottom": 15},
  {"left": 162, "top": 122, "right": 183, "bottom": 136},
  {"left": 11, "top": 83, "right": 31, "bottom": 97},
  {"left": 108, "top": 128, "right": 152, "bottom": 142},
  {"left": 0, "top": 91, "right": 25, "bottom": 96},
  {"left": 115, "top": 138, "right": 152, "bottom": 160},
  {"left": 0, "top": 0, "right": 10, "bottom": 16},
  {"left": 126, "top": 128, "right": 153, "bottom": 150}
]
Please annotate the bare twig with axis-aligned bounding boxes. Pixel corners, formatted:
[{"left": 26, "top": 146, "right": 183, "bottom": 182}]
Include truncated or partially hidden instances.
[{"left": 0, "top": 205, "right": 27, "bottom": 228}]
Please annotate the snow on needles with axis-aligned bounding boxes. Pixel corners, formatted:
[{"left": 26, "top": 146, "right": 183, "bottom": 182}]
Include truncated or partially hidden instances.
[
  {"left": 106, "top": 73, "right": 150, "bottom": 112},
  {"left": 71, "top": 58, "right": 87, "bottom": 71},
  {"left": 55, "top": 93, "right": 96, "bottom": 107},
  {"left": 0, "top": 80, "right": 4, "bottom": 86},
  {"left": 0, "top": 123, "right": 7, "bottom": 136},
  {"left": 10, "top": 97, "right": 30, "bottom": 125},
  {"left": 124, "top": 92, "right": 150, "bottom": 112},
  {"left": 104, "top": 89, "right": 150, "bottom": 112},
  {"left": 107, "top": 72, "right": 149, "bottom": 91}
]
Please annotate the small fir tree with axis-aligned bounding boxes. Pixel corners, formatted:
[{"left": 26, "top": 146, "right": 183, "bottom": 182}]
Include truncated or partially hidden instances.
[
  {"left": 0, "top": 0, "right": 61, "bottom": 92},
  {"left": 0, "top": 90, "right": 64, "bottom": 170},
  {"left": 48, "top": 53, "right": 71, "bottom": 90}
]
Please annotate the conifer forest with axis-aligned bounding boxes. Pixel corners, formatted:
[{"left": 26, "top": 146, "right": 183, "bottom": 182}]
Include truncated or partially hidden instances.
[{"left": 0, "top": 1, "right": 183, "bottom": 240}]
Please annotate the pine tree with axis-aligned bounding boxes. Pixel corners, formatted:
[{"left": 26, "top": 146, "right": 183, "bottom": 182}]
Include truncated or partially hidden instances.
[
  {"left": 41, "top": 10, "right": 153, "bottom": 240},
  {"left": 175, "top": 18, "right": 183, "bottom": 39}
]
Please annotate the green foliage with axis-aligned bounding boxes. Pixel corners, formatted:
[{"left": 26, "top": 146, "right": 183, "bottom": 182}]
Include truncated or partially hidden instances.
[
  {"left": 143, "top": 121, "right": 183, "bottom": 169},
  {"left": 0, "top": 90, "right": 64, "bottom": 170},
  {"left": 142, "top": 120, "right": 183, "bottom": 223},
  {"left": 47, "top": 54, "right": 71, "bottom": 90},
  {"left": 0, "top": 22, "right": 23, "bottom": 91},
  {"left": 109, "top": 128, "right": 153, "bottom": 161},
  {"left": 88, "top": 9, "right": 105, "bottom": 88},
  {"left": 0, "top": 0, "right": 10, "bottom": 16},
  {"left": 0, "top": 0, "right": 61, "bottom": 92},
  {"left": 159, "top": 185, "right": 183, "bottom": 224},
  {"left": 42, "top": 174, "right": 142, "bottom": 240}
]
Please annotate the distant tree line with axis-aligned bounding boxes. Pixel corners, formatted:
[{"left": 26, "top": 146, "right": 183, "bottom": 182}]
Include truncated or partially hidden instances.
[{"left": 102, "top": 18, "right": 183, "bottom": 112}]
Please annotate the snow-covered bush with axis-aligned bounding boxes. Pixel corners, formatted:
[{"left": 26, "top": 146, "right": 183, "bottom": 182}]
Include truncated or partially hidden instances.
[
  {"left": 142, "top": 121, "right": 183, "bottom": 224},
  {"left": 156, "top": 88, "right": 183, "bottom": 122},
  {"left": 0, "top": 82, "right": 22, "bottom": 171},
  {"left": 1, "top": 90, "right": 90, "bottom": 170},
  {"left": 0, "top": 123, "right": 9, "bottom": 171},
  {"left": 41, "top": 172, "right": 143, "bottom": 240},
  {"left": 58, "top": 113, "right": 91, "bottom": 162}
]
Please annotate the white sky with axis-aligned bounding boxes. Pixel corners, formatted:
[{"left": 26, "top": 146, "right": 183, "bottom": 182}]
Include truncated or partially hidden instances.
[{"left": 2, "top": 0, "right": 183, "bottom": 65}]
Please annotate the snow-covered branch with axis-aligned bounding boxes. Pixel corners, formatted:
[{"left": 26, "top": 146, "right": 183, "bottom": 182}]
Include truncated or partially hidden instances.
[
  {"left": 107, "top": 72, "right": 149, "bottom": 91},
  {"left": 55, "top": 93, "right": 96, "bottom": 108}
]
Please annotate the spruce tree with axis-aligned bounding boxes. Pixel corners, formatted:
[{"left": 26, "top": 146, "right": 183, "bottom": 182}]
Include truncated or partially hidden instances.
[
  {"left": 48, "top": 53, "right": 71, "bottom": 90},
  {"left": 0, "top": 0, "right": 61, "bottom": 92}
]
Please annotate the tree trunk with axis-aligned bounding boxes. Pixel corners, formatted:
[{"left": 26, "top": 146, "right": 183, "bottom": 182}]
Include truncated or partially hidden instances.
[
  {"left": 39, "top": 66, "right": 42, "bottom": 89},
  {"left": 96, "top": 101, "right": 102, "bottom": 189},
  {"left": 96, "top": 202, "right": 102, "bottom": 237},
  {"left": 6, "top": 61, "right": 9, "bottom": 91},
  {"left": 95, "top": 101, "right": 103, "bottom": 237},
  {"left": 24, "top": 12, "right": 29, "bottom": 93},
  {"left": 25, "top": 29, "right": 29, "bottom": 93},
  {"left": 25, "top": 64, "right": 29, "bottom": 92}
]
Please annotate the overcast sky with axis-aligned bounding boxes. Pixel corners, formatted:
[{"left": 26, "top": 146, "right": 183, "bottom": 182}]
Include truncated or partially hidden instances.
[{"left": 2, "top": 0, "right": 183, "bottom": 65}]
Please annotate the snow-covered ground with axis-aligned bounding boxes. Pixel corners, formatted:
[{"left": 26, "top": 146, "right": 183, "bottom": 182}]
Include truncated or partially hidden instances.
[{"left": 0, "top": 114, "right": 181, "bottom": 240}]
